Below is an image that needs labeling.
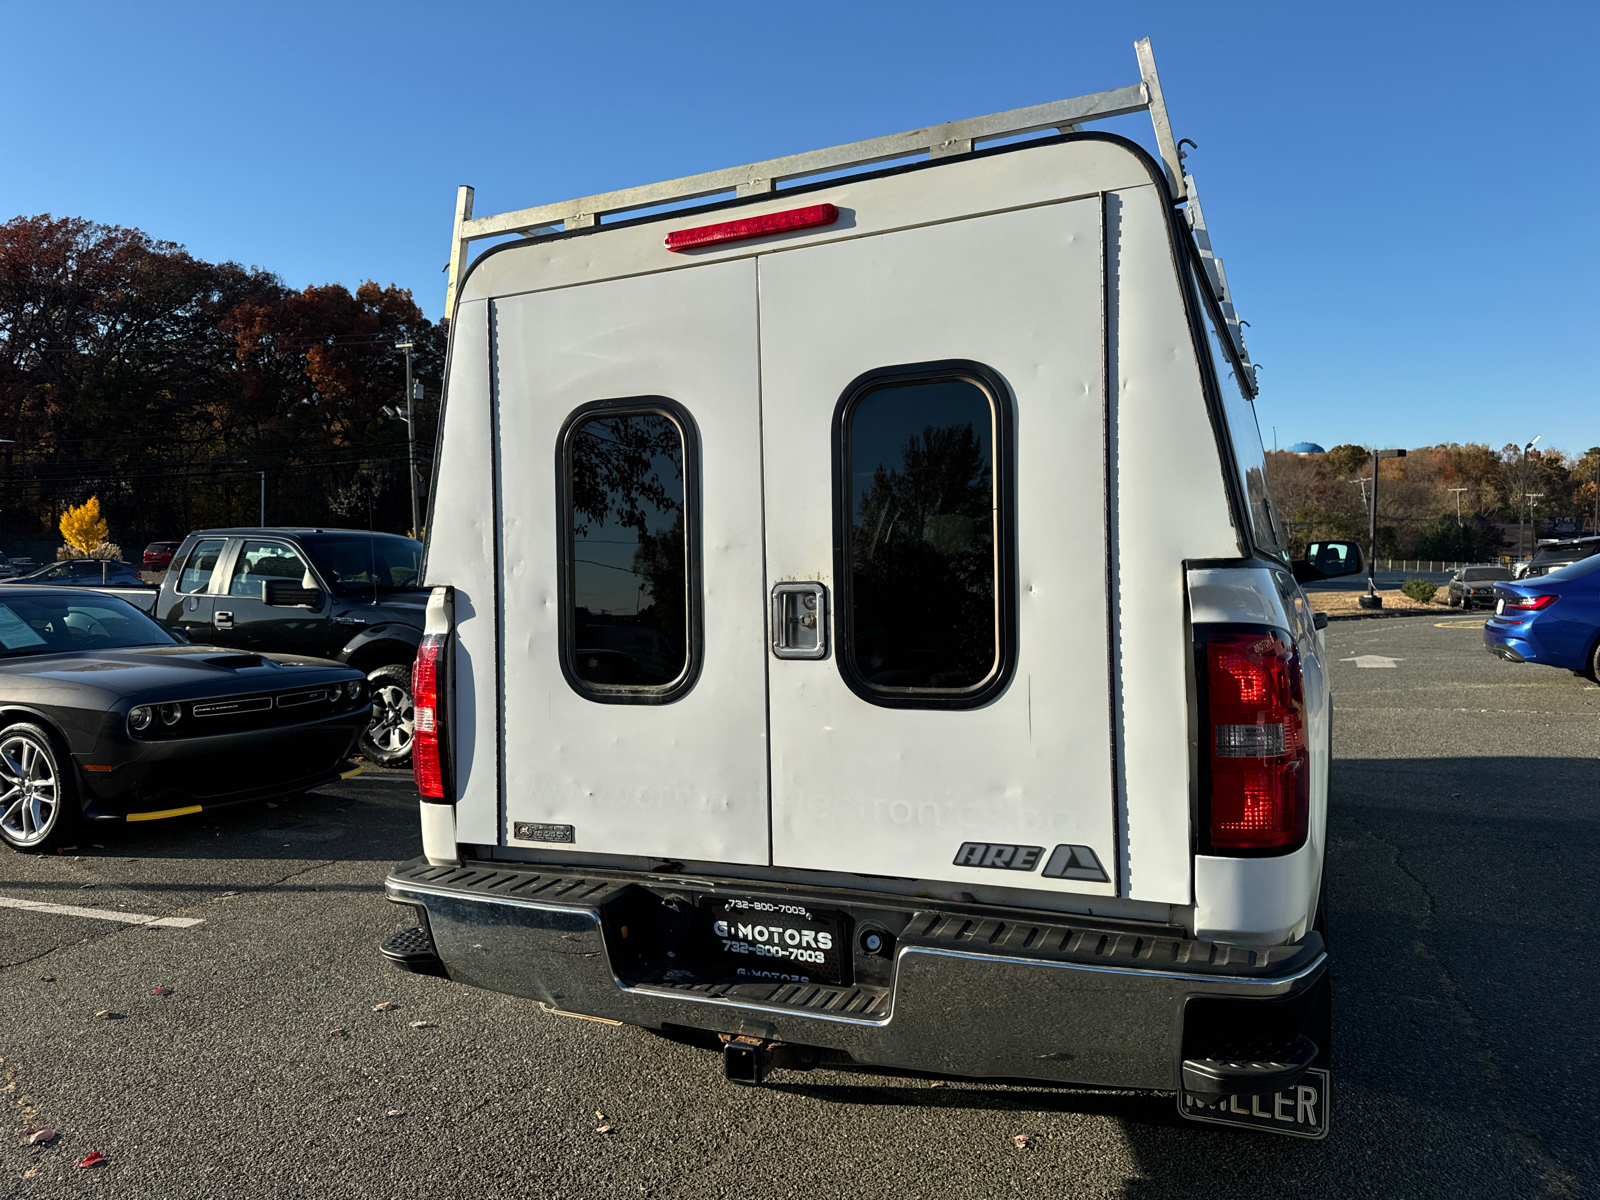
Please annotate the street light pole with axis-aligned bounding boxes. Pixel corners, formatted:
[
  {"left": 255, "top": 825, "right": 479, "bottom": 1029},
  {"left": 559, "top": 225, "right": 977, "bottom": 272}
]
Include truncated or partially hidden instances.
[
  {"left": 1361, "top": 447, "right": 1407, "bottom": 609},
  {"left": 396, "top": 342, "right": 419, "bottom": 538},
  {"left": 1518, "top": 435, "right": 1541, "bottom": 565},
  {"left": 259, "top": 470, "right": 266, "bottom": 527}
]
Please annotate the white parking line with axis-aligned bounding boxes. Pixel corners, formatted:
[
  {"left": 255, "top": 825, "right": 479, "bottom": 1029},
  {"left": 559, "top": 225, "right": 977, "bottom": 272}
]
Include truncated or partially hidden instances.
[{"left": 0, "top": 894, "right": 204, "bottom": 928}]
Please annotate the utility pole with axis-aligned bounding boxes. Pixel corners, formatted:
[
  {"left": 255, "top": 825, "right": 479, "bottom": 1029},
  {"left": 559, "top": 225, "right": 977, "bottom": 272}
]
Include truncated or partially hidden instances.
[
  {"left": 396, "top": 342, "right": 419, "bottom": 538},
  {"left": 1449, "top": 487, "right": 1468, "bottom": 527},
  {"left": 259, "top": 470, "right": 266, "bottom": 527},
  {"left": 1518, "top": 435, "right": 1540, "bottom": 565},
  {"left": 1361, "top": 448, "right": 1407, "bottom": 609}
]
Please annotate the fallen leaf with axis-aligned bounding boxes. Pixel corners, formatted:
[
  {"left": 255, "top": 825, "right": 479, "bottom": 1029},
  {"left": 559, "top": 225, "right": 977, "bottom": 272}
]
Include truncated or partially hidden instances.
[
  {"left": 18, "top": 1127, "right": 57, "bottom": 1146},
  {"left": 384, "top": 1108, "right": 406, "bottom": 1117},
  {"left": 1011, "top": 1133, "right": 1031, "bottom": 1149},
  {"left": 79, "top": 883, "right": 95, "bottom": 889},
  {"left": 92, "top": 844, "right": 105, "bottom": 849},
  {"left": 372, "top": 1002, "right": 397, "bottom": 1012},
  {"left": 408, "top": 1021, "right": 436, "bottom": 1029},
  {"left": 266, "top": 802, "right": 279, "bottom": 808},
  {"left": 76, "top": 1151, "right": 104, "bottom": 1169},
  {"left": 38, "top": 977, "right": 55, "bottom": 983},
  {"left": 151, "top": 987, "right": 173, "bottom": 996},
  {"left": 219, "top": 891, "right": 237, "bottom": 898},
  {"left": 595, "top": 1123, "right": 613, "bottom": 1134},
  {"left": 929, "top": 1080, "right": 948, "bottom": 1088},
  {"left": 595, "top": 1109, "right": 604, "bottom": 1119},
  {"left": 329, "top": 1029, "right": 348, "bottom": 1038},
  {"left": 93, "top": 1010, "right": 121, "bottom": 1020},
  {"left": 23, "top": 1167, "right": 37, "bottom": 1178}
]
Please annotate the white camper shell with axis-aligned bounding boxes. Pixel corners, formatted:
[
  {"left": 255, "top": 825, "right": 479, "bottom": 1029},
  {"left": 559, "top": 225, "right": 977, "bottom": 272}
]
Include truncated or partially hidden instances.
[{"left": 386, "top": 41, "right": 1337, "bottom": 1134}]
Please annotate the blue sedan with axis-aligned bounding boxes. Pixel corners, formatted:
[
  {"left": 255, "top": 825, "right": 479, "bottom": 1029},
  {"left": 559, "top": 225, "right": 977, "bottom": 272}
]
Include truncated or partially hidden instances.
[{"left": 1484, "top": 554, "right": 1600, "bottom": 675}]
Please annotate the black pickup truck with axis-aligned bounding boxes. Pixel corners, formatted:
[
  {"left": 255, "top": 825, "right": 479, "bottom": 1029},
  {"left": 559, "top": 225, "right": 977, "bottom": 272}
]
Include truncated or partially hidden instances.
[{"left": 152, "top": 528, "right": 426, "bottom": 766}]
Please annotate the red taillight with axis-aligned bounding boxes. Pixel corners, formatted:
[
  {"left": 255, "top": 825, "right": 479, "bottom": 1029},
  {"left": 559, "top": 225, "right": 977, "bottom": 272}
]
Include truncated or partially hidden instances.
[
  {"left": 412, "top": 634, "right": 445, "bottom": 800},
  {"left": 664, "top": 203, "right": 838, "bottom": 251},
  {"left": 1502, "top": 593, "right": 1557, "bottom": 611},
  {"left": 1200, "top": 629, "right": 1309, "bottom": 853}
]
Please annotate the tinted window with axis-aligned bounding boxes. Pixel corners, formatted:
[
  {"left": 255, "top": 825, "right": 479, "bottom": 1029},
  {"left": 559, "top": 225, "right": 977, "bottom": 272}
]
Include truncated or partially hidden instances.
[
  {"left": 842, "top": 378, "right": 999, "bottom": 694},
  {"left": 228, "top": 541, "right": 310, "bottom": 597},
  {"left": 1194, "top": 271, "right": 1286, "bottom": 559},
  {"left": 0, "top": 596, "right": 174, "bottom": 656},
  {"left": 563, "top": 408, "right": 691, "bottom": 691},
  {"left": 299, "top": 534, "right": 422, "bottom": 593},
  {"left": 1461, "top": 567, "right": 1511, "bottom": 581},
  {"left": 177, "top": 539, "right": 226, "bottom": 594}
]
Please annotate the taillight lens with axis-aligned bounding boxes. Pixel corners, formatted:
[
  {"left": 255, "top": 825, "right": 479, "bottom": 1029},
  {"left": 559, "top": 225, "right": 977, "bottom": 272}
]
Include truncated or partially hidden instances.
[
  {"left": 1199, "top": 628, "right": 1309, "bottom": 854},
  {"left": 1502, "top": 593, "right": 1557, "bottom": 611},
  {"left": 412, "top": 634, "right": 445, "bottom": 800}
]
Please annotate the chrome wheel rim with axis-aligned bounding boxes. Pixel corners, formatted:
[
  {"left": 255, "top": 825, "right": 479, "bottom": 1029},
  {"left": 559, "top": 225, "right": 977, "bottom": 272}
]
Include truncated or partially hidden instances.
[
  {"left": 367, "top": 681, "right": 414, "bottom": 755},
  {"left": 0, "top": 736, "right": 58, "bottom": 846}
]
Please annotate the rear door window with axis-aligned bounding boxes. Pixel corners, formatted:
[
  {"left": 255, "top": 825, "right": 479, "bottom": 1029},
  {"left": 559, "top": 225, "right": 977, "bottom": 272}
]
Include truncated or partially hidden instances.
[
  {"left": 836, "top": 367, "right": 1013, "bottom": 705},
  {"left": 559, "top": 401, "right": 698, "bottom": 698},
  {"left": 176, "top": 539, "right": 227, "bottom": 594},
  {"left": 227, "top": 541, "right": 310, "bottom": 597}
]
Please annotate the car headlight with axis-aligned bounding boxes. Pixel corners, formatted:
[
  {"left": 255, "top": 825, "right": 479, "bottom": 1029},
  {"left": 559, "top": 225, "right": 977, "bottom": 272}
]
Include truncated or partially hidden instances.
[
  {"left": 345, "top": 680, "right": 363, "bottom": 701},
  {"left": 127, "top": 705, "right": 154, "bottom": 733},
  {"left": 159, "top": 703, "right": 182, "bottom": 726}
]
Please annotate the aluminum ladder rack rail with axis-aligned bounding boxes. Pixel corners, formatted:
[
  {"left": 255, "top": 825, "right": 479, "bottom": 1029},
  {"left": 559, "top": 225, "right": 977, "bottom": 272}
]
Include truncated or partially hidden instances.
[{"left": 442, "top": 37, "right": 1255, "bottom": 391}]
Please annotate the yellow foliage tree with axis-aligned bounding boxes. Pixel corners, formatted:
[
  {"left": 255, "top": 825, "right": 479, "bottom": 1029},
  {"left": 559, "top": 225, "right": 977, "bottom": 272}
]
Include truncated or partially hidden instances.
[{"left": 60, "top": 497, "right": 110, "bottom": 556}]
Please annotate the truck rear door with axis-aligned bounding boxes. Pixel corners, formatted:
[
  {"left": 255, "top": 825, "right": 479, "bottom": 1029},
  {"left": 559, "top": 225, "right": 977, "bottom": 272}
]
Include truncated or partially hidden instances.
[
  {"left": 492, "top": 260, "right": 771, "bottom": 865},
  {"left": 759, "top": 198, "right": 1117, "bottom": 895}
]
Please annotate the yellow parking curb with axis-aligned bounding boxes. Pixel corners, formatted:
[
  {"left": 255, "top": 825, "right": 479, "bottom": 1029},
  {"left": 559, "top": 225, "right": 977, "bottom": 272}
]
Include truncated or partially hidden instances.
[
  {"left": 127, "top": 805, "right": 203, "bottom": 822},
  {"left": 339, "top": 764, "right": 366, "bottom": 779}
]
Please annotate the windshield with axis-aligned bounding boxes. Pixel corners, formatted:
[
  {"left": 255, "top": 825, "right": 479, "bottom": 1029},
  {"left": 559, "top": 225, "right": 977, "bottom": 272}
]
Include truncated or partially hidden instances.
[
  {"left": 1461, "top": 567, "right": 1511, "bottom": 581},
  {"left": 299, "top": 534, "right": 423, "bottom": 594},
  {"left": 0, "top": 595, "right": 175, "bottom": 657}
]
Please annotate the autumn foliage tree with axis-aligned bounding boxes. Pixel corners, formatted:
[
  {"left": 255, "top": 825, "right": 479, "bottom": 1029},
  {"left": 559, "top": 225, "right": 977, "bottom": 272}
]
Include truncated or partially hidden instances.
[
  {"left": 58, "top": 496, "right": 110, "bottom": 557},
  {"left": 0, "top": 214, "right": 445, "bottom": 547}
]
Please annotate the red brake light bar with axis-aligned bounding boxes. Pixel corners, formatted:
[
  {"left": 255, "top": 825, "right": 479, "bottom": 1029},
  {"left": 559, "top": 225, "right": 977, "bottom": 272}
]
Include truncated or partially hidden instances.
[
  {"left": 665, "top": 203, "right": 839, "bottom": 252},
  {"left": 1502, "top": 594, "right": 1558, "bottom": 611}
]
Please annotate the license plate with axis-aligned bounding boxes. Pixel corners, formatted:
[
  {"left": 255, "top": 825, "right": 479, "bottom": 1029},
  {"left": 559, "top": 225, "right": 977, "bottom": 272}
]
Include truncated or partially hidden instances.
[
  {"left": 1177, "top": 1068, "right": 1330, "bottom": 1139},
  {"left": 704, "top": 897, "right": 848, "bottom": 986}
]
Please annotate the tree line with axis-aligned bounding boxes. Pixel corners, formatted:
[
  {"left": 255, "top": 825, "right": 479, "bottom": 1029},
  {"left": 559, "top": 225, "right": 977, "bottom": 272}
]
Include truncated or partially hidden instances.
[
  {"left": 1269, "top": 441, "right": 1600, "bottom": 560},
  {"left": 0, "top": 214, "right": 445, "bottom": 556}
]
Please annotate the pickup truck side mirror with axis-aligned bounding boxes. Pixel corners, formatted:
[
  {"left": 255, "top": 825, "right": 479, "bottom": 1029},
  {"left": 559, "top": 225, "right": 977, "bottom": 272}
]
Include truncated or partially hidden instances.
[
  {"left": 263, "top": 579, "right": 325, "bottom": 609},
  {"left": 1291, "top": 540, "right": 1364, "bottom": 584}
]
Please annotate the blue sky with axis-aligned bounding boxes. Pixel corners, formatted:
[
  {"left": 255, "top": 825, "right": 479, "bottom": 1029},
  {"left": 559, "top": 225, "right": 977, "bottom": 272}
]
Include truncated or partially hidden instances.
[{"left": 4, "top": 1, "right": 1594, "bottom": 454}]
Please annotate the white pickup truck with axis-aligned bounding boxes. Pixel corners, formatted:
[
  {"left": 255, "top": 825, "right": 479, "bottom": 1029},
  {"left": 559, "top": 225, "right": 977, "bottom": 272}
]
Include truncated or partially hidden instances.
[{"left": 383, "top": 40, "right": 1361, "bottom": 1138}]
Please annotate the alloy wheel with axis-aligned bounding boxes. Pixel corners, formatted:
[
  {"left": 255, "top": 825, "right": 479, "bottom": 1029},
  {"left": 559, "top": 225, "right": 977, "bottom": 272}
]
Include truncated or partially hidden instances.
[
  {"left": 368, "top": 682, "right": 415, "bottom": 756},
  {"left": 0, "top": 735, "right": 59, "bottom": 847}
]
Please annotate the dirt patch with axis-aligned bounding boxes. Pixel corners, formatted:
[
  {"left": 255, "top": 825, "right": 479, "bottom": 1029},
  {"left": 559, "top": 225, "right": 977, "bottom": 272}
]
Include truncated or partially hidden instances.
[{"left": 1310, "top": 588, "right": 1449, "bottom": 615}]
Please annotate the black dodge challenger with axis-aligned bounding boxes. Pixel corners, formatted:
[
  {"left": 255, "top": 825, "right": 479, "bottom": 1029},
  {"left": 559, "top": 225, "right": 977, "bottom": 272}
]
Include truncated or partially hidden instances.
[{"left": 0, "top": 587, "right": 371, "bottom": 852}]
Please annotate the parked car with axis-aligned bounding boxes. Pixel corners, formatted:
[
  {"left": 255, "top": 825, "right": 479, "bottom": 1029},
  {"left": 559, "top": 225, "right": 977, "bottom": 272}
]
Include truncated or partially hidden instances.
[
  {"left": 1517, "top": 536, "right": 1600, "bottom": 580},
  {"left": 1485, "top": 555, "right": 1600, "bottom": 675},
  {"left": 142, "top": 540, "right": 183, "bottom": 571},
  {"left": 0, "top": 587, "right": 369, "bottom": 852},
  {"left": 1445, "top": 565, "right": 1512, "bottom": 608},
  {"left": 382, "top": 41, "right": 1337, "bottom": 1140},
  {"left": 0, "top": 552, "right": 16, "bottom": 580},
  {"left": 3, "top": 559, "right": 150, "bottom": 588},
  {"left": 153, "top": 529, "right": 426, "bottom": 766}
]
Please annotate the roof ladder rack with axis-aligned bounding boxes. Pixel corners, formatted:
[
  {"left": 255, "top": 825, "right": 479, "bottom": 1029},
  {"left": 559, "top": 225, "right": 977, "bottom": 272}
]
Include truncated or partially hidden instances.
[{"left": 442, "top": 37, "right": 1255, "bottom": 395}]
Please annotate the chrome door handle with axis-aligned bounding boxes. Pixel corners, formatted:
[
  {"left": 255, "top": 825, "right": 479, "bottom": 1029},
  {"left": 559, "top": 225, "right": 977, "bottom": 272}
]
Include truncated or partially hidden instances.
[
  {"left": 214, "top": 611, "right": 234, "bottom": 628},
  {"left": 771, "top": 582, "right": 827, "bottom": 659}
]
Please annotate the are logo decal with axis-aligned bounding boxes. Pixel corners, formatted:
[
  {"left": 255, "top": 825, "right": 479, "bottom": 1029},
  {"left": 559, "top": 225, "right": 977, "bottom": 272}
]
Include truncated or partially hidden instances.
[
  {"left": 952, "top": 842, "right": 1110, "bottom": 882},
  {"left": 953, "top": 843, "right": 1044, "bottom": 871}
]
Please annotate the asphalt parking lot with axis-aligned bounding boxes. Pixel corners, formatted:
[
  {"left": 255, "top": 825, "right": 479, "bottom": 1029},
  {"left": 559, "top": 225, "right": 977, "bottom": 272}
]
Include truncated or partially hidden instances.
[{"left": 2, "top": 617, "right": 1595, "bottom": 1199}]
